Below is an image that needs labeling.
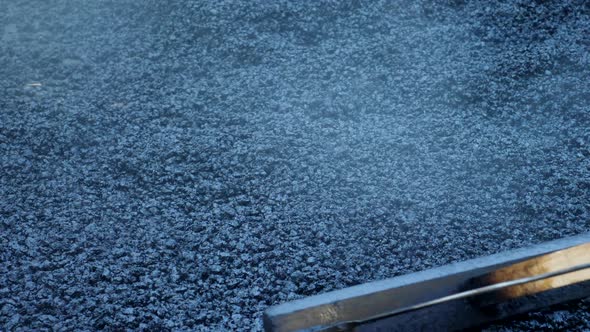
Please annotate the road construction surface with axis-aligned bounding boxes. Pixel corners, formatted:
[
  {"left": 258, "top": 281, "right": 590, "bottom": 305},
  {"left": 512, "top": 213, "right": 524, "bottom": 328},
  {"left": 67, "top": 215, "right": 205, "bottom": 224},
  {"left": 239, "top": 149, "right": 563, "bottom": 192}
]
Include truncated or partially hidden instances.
[{"left": 1, "top": 1, "right": 589, "bottom": 330}]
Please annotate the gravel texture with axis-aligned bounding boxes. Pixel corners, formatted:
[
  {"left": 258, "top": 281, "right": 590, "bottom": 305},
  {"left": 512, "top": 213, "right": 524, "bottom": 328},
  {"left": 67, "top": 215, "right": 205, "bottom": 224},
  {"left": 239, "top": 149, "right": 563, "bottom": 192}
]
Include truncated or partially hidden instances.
[{"left": 1, "top": 0, "right": 589, "bottom": 330}]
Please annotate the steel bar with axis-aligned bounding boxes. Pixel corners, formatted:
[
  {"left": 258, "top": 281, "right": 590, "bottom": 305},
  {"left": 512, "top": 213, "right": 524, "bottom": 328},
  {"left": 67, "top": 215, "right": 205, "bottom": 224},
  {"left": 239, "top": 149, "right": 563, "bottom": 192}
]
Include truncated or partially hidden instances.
[{"left": 263, "top": 233, "right": 590, "bottom": 332}]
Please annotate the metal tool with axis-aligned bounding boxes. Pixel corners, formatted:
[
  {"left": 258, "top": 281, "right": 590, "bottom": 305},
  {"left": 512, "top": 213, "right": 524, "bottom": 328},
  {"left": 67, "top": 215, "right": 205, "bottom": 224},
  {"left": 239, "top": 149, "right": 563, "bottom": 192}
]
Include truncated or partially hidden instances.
[{"left": 264, "top": 233, "right": 590, "bottom": 332}]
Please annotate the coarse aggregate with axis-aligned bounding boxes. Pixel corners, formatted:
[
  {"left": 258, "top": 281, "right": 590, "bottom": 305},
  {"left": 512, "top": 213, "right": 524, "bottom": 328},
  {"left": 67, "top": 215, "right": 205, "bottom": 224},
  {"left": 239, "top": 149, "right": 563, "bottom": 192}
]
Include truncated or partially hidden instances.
[{"left": 1, "top": 0, "right": 589, "bottom": 330}]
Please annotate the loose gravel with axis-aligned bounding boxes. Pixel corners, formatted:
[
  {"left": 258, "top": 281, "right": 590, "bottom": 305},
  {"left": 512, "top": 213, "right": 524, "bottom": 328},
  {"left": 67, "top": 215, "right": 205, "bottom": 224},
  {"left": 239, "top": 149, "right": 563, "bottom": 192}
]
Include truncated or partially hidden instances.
[{"left": 1, "top": 0, "right": 589, "bottom": 330}]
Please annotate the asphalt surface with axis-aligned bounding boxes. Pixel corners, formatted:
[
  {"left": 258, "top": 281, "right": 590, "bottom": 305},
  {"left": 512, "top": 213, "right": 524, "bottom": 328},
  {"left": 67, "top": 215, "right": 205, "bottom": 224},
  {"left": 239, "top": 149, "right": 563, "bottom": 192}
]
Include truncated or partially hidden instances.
[{"left": 1, "top": 0, "right": 589, "bottom": 331}]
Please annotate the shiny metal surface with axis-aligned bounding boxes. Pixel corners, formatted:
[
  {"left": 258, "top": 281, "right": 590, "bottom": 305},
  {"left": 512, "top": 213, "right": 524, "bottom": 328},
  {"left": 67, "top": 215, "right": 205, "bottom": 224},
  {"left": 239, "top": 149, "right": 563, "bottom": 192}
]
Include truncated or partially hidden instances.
[
  {"left": 339, "top": 260, "right": 590, "bottom": 331},
  {"left": 478, "top": 243, "right": 590, "bottom": 301},
  {"left": 264, "top": 233, "right": 590, "bottom": 332}
]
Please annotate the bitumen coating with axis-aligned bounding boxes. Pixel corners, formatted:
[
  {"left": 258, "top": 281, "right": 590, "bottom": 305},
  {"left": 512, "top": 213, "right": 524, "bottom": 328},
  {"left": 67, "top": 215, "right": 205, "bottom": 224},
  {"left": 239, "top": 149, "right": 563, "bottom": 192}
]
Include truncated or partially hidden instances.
[{"left": 1, "top": 0, "right": 589, "bottom": 331}]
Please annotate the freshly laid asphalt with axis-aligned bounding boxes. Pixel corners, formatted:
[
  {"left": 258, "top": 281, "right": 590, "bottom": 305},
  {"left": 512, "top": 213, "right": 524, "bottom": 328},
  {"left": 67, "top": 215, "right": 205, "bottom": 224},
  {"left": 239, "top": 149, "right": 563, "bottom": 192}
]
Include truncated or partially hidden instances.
[{"left": 1, "top": 0, "right": 589, "bottom": 330}]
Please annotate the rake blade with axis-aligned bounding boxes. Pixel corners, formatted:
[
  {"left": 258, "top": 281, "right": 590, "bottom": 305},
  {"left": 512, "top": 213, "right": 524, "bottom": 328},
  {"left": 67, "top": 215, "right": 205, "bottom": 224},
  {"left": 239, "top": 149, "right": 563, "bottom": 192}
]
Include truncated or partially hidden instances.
[{"left": 264, "top": 233, "right": 590, "bottom": 332}]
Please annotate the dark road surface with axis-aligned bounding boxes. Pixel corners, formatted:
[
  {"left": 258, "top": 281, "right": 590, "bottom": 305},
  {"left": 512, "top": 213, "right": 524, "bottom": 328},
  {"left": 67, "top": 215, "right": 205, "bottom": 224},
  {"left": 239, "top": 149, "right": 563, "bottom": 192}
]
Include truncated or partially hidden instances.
[{"left": 1, "top": 1, "right": 589, "bottom": 330}]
